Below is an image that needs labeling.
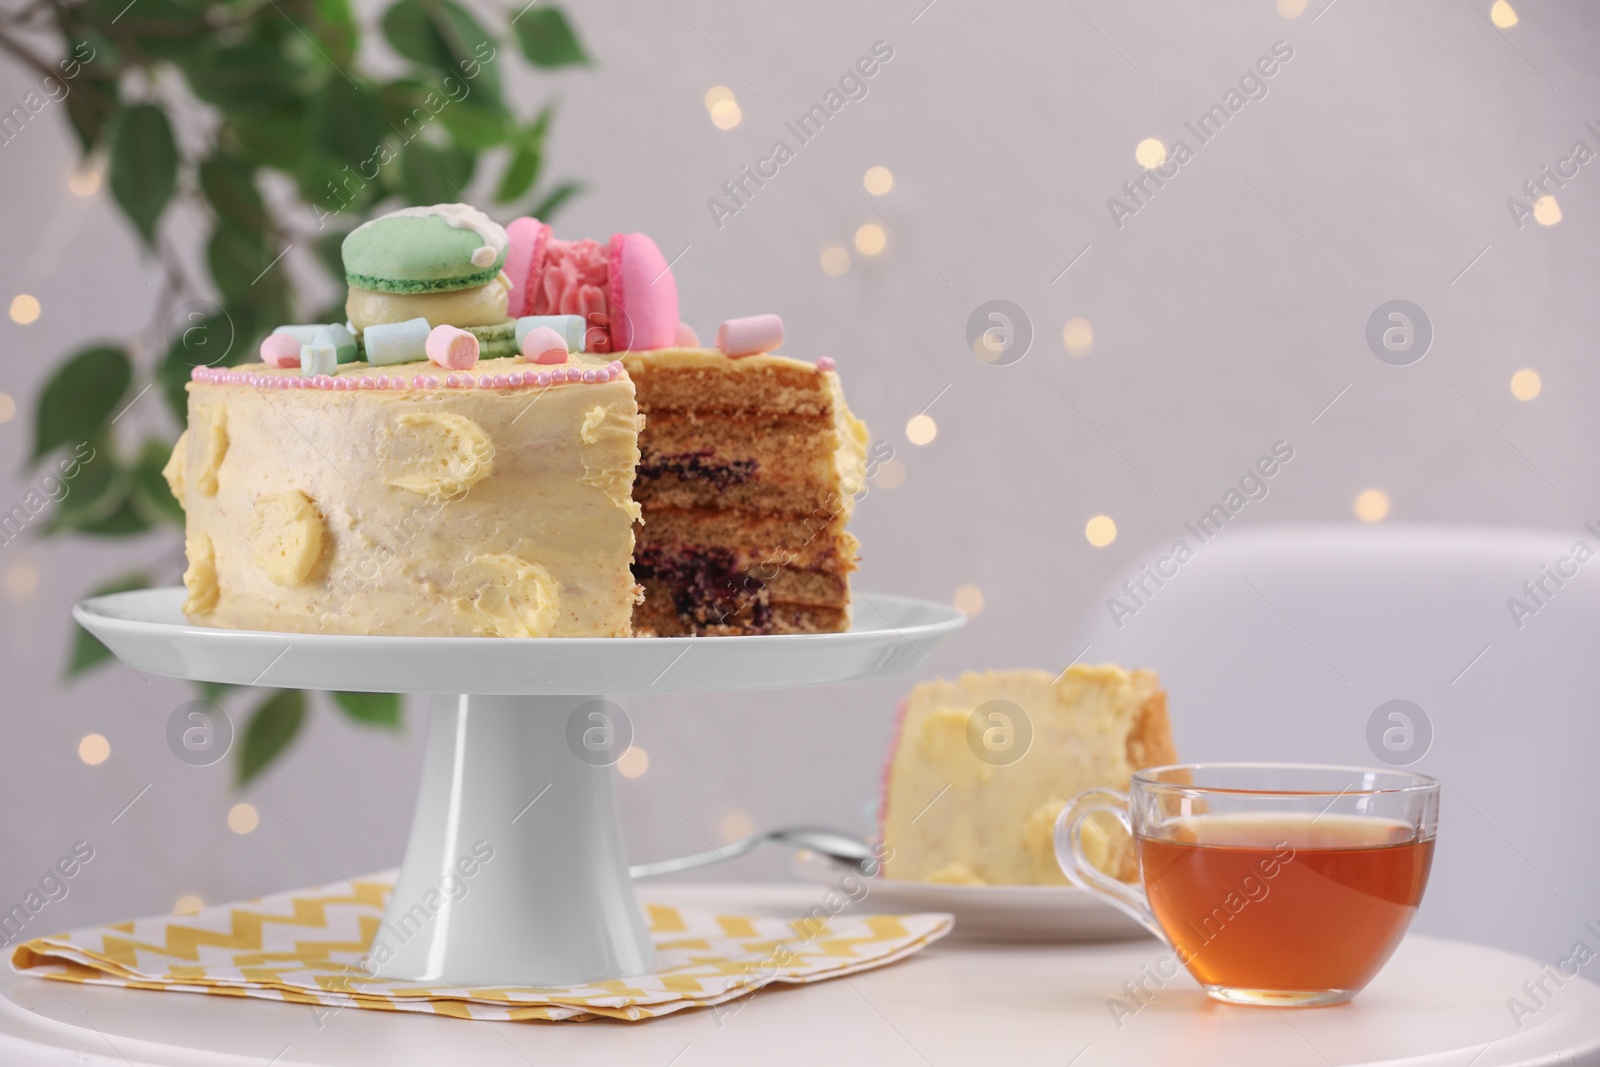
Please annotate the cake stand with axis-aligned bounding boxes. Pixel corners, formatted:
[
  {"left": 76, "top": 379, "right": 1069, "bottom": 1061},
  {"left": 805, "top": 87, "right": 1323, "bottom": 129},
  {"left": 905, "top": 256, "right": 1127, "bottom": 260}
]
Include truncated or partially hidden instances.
[{"left": 72, "top": 588, "right": 963, "bottom": 989}]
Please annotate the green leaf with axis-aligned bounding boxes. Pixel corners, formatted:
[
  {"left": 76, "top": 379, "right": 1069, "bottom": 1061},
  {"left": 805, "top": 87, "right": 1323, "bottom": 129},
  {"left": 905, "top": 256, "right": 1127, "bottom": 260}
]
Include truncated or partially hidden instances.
[
  {"left": 64, "top": 71, "right": 119, "bottom": 152},
  {"left": 237, "top": 689, "right": 307, "bottom": 786},
  {"left": 331, "top": 692, "right": 402, "bottom": 729},
  {"left": 31, "top": 346, "right": 131, "bottom": 465},
  {"left": 398, "top": 139, "right": 473, "bottom": 205},
  {"left": 106, "top": 0, "right": 208, "bottom": 62},
  {"left": 67, "top": 572, "right": 150, "bottom": 678},
  {"left": 200, "top": 154, "right": 268, "bottom": 236},
  {"left": 309, "top": 77, "right": 390, "bottom": 169},
  {"left": 523, "top": 101, "right": 554, "bottom": 145},
  {"left": 512, "top": 7, "right": 589, "bottom": 68},
  {"left": 230, "top": 106, "right": 310, "bottom": 170},
  {"left": 206, "top": 220, "right": 275, "bottom": 303},
  {"left": 187, "top": 42, "right": 295, "bottom": 111},
  {"left": 40, "top": 439, "right": 121, "bottom": 533},
  {"left": 73, "top": 493, "right": 153, "bottom": 536},
  {"left": 528, "top": 179, "right": 582, "bottom": 220},
  {"left": 382, "top": 0, "right": 444, "bottom": 65},
  {"left": 311, "top": 0, "right": 359, "bottom": 68},
  {"left": 109, "top": 104, "right": 179, "bottom": 245},
  {"left": 198, "top": 680, "right": 236, "bottom": 702},
  {"left": 437, "top": 101, "right": 510, "bottom": 151},
  {"left": 294, "top": 152, "right": 369, "bottom": 217},
  {"left": 495, "top": 145, "right": 540, "bottom": 202},
  {"left": 382, "top": 0, "right": 502, "bottom": 104},
  {"left": 131, "top": 437, "right": 184, "bottom": 525},
  {"left": 496, "top": 104, "right": 552, "bottom": 201}
]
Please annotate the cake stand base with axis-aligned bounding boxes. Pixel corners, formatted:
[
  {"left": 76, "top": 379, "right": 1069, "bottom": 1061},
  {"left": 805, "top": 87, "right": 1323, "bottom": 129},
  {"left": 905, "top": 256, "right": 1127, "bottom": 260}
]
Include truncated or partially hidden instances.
[
  {"left": 71, "top": 588, "right": 966, "bottom": 989},
  {"left": 373, "top": 695, "right": 653, "bottom": 987}
]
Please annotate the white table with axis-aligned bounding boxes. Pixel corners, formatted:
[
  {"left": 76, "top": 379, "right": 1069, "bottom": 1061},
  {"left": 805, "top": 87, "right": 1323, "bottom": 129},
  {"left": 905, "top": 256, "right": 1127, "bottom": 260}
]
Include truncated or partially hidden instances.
[{"left": 4, "top": 885, "right": 1596, "bottom": 1066}]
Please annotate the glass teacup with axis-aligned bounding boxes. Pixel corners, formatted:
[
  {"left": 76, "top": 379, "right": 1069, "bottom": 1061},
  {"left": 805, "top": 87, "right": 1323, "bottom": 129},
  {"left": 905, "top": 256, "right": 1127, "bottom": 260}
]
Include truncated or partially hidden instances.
[{"left": 1054, "top": 762, "right": 1439, "bottom": 1007}]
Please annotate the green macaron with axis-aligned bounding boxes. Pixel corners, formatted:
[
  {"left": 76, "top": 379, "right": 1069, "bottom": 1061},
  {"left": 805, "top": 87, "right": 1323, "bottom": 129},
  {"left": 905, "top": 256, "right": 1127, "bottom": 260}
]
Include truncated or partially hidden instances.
[{"left": 342, "top": 209, "right": 509, "bottom": 295}]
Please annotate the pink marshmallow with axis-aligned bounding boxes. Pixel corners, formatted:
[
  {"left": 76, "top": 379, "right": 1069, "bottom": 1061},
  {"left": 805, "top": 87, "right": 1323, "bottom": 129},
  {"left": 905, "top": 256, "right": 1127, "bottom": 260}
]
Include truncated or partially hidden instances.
[
  {"left": 426, "top": 325, "right": 479, "bottom": 370},
  {"left": 817, "top": 356, "right": 836, "bottom": 372},
  {"left": 716, "top": 314, "right": 784, "bottom": 358},
  {"left": 675, "top": 321, "right": 699, "bottom": 348},
  {"left": 260, "top": 332, "right": 302, "bottom": 368},
  {"left": 520, "top": 325, "right": 570, "bottom": 365}
]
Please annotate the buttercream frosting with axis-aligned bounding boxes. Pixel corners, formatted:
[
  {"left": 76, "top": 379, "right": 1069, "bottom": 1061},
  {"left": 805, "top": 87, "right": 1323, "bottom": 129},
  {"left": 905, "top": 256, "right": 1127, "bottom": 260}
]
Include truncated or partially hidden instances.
[{"left": 172, "top": 352, "right": 642, "bottom": 637}]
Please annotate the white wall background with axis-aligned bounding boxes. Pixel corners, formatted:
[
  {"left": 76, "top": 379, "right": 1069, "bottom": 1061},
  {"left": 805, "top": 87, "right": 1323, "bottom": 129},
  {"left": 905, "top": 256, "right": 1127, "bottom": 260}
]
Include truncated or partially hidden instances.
[{"left": 2, "top": 0, "right": 1596, "bottom": 966}]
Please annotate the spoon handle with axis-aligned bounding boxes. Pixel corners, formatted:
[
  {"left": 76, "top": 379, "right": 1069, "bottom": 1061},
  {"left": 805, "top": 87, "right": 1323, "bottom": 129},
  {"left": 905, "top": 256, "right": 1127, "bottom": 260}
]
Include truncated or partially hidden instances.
[
  {"left": 629, "top": 826, "right": 875, "bottom": 879},
  {"left": 629, "top": 835, "right": 768, "bottom": 879}
]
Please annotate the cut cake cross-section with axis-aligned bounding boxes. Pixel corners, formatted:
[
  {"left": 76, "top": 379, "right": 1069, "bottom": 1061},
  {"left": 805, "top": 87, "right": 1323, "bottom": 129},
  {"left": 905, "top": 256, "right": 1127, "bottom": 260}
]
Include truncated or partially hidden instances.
[{"left": 621, "top": 348, "right": 868, "bottom": 636}]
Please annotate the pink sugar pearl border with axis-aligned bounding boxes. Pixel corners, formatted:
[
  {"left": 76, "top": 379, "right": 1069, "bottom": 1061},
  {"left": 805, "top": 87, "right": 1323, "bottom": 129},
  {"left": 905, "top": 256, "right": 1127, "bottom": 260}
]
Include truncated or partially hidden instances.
[{"left": 190, "top": 362, "right": 625, "bottom": 391}]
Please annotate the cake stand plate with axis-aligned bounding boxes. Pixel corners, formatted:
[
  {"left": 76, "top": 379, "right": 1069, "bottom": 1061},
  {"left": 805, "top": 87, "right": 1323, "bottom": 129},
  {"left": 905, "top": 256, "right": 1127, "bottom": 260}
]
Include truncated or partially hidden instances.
[{"left": 72, "top": 589, "right": 963, "bottom": 989}]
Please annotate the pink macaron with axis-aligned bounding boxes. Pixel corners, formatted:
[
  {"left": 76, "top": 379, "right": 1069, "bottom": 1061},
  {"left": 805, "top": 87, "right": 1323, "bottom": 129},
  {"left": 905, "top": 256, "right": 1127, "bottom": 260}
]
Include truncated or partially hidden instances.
[
  {"left": 607, "top": 232, "right": 679, "bottom": 352},
  {"left": 504, "top": 217, "right": 552, "bottom": 320}
]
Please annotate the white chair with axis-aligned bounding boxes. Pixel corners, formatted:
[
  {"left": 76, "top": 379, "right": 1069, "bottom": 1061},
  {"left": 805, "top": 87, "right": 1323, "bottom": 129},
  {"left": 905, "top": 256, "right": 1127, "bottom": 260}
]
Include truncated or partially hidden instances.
[{"left": 1073, "top": 523, "right": 1599, "bottom": 963}]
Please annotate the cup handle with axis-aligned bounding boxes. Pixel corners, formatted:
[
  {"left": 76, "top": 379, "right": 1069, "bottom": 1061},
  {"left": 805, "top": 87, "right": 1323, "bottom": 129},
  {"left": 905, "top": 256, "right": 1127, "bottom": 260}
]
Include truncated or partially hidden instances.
[{"left": 1053, "top": 788, "right": 1168, "bottom": 943}]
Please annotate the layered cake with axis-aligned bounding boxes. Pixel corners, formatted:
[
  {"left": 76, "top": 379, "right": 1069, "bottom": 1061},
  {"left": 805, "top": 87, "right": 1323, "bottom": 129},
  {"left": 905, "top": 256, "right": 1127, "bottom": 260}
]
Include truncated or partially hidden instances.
[
  {"left": 165, "top": 203, "right": 867, "bottom": 638},
  {"left": 624, "top": 348, "right": 867, "bottom": 636},
  {"left": 879, "top": 664, "right": 1177, "bottom": 885}
]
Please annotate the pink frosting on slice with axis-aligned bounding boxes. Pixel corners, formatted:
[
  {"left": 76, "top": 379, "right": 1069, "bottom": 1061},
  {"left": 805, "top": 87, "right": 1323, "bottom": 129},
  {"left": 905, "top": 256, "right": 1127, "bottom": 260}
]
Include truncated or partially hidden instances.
[
  {"left": 504, "top": 217, "right": 550, "bottom": 319},
  {"left": 608, "top": 232, "right": 679, "bottom": 352}
]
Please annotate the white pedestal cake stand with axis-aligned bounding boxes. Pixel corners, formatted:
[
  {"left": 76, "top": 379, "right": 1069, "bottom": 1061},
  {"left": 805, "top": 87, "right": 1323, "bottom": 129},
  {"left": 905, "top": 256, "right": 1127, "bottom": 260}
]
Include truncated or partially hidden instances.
[{"left": 72, "top": 588, "right": 963, "bottom": 989}]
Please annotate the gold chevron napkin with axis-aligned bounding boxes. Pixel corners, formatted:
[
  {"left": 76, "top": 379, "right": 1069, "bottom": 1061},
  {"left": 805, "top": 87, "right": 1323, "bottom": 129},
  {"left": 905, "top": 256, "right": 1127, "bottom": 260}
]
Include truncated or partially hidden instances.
[{"left": 10, "top": 872, "right": 951, "bottom": 1022}]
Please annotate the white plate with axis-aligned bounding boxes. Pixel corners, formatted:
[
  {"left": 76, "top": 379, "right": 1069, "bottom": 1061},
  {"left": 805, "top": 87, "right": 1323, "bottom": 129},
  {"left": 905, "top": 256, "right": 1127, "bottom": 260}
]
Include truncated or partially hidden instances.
[
  {"left": 791, "top": 851, "right": 1151, "bottom": 943},
  {"left": 72, "top": 588, "right": 964, "bottom": 695}
]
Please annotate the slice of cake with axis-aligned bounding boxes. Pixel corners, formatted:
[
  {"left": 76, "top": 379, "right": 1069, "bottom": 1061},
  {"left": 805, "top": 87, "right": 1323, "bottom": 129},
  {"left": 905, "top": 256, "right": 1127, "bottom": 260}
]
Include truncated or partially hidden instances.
[
  {"left": 879, "top": 664, "right": 1177, "bottom": 885},
  {"left": 622, "top": 348, "right": 868, "bottom": 636}
]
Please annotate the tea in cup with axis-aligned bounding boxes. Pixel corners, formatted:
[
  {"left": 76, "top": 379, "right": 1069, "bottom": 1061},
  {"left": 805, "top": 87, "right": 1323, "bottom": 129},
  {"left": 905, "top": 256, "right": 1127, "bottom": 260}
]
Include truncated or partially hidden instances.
[{"left": 1055, "top": 763, "right": 1438, "bottom": 1006}]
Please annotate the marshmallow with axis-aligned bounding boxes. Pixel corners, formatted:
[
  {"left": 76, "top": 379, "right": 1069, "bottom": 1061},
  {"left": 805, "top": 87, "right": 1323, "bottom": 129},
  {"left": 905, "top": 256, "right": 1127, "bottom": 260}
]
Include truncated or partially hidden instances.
[
  {"left": 715, "top": 314, "right": 783, "bottom": 357},
  {"left": 363, "top": 316, "right": 431, "bottom": 366},
  {"left": 675, "top": 321, "right": 699, "bottom": 348},
  {"left": 514, "top": 314, "right": 586, "bottom": 352},
  {"left": 260, "top": 332, "right": 302, "bottom": 368},
  {"left": 426, "top": 324, "right": 480, "bottom": 370},
  {"left": 313, "top": 323, "right": 358, "bottom": 365},
  {"left": 520, "top": 325, "right": 570, "bottom": 365},
  {"left": 299, "top": 342, "right": 338, "bottom": 377},
  {"left": 273, "top": 324, "right": 329, "bottom": 344}
]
